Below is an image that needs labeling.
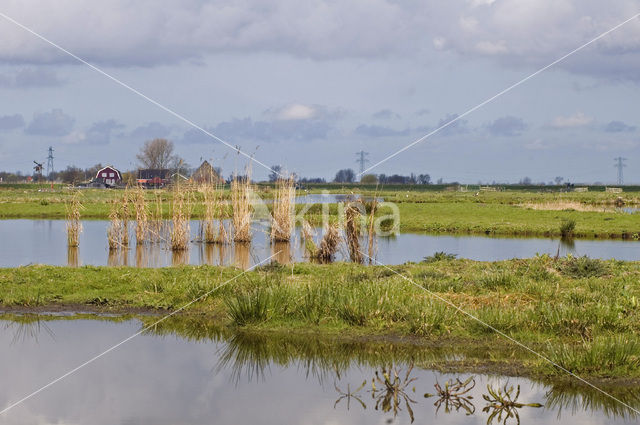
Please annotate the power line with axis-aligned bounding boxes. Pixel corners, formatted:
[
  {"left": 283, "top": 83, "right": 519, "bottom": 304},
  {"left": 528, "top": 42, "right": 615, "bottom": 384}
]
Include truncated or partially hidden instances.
[
  {"left": 46, "top": 146, "right": 55, "bottom": 181},
  {"left": 614, "top": 157, "right": 627, "bottom": 185},
  {"left": 355, "top": 151, "right": 369, "bottom": 176}
]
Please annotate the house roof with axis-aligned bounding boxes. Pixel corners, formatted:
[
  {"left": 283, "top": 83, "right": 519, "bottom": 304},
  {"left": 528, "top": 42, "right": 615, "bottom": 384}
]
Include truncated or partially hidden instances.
[{"left": 95, "top": 165, "right": 122, "bottom": 179}]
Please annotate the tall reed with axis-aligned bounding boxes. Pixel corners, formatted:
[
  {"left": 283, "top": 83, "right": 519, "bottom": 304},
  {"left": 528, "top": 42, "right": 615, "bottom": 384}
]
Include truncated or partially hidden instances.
[
  {"left": 107, "top": 199, "right": 126, "bottom": 250},
  {"left": 345, "top": 201, "right": 363, "bottom": 263},
  {"left": 270, "top": 176, "right": 295, "bottom": 242},
  {"left": 202, "top": 182, "right": 228, "bottom": 244},
  {"left": 131, "top": 185, "right": 149, "bottom": 245},
  {"left": 65, "top": 192, "right": 83, "bottom": 247},
  {"left": 366, "top": 196, "right": 378, "bottom": 263},
  {"left": 231, "top": 173, "right": 252, "bottom": 242},
  {"left": 170, "top": 185, "right": 192, "bottom": 251}
]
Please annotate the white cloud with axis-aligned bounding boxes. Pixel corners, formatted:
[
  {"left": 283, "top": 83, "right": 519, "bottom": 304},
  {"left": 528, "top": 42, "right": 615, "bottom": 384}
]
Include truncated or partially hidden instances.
[
  {"left": 274, "top": 104, "right": 317, "bottom": 121},
  {"left": 551, "top": 112, "right": 594, "bottom": 128}
]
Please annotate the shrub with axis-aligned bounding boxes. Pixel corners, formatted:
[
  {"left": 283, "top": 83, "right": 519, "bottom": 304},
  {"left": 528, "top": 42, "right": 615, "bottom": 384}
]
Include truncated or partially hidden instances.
[
  {"left": 560, "top": 218, "right": 576, "bottom": 238},
  {"left": 557, "top": 256, "right": 609, "bottom": 278}
]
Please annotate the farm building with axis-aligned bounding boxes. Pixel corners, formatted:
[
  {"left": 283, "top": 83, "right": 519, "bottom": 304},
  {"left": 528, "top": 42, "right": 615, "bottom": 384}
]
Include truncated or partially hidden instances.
[
  {"left": 95, "top": 165, "right": 122, "bottom": 187},
  {"left": 191, "top": 160, "right": 223, "bottom": 184},
  {"left": 137, "top": 169, "right": 171, "bottom": 187}
]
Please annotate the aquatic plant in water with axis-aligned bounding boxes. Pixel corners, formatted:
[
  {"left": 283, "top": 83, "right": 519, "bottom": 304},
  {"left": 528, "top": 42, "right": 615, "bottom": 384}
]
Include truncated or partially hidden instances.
[
  {"left": 424, "top": 376, "right": 476, "bottom": 415},
  {"left": 482, "top": 383, "right": 543, "bottom": 425}
]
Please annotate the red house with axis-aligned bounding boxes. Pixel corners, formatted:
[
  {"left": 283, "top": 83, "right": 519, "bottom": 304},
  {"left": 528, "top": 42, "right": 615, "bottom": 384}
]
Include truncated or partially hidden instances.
[{"left": 95, "top": 165, "right": 122, "bottom": 186}]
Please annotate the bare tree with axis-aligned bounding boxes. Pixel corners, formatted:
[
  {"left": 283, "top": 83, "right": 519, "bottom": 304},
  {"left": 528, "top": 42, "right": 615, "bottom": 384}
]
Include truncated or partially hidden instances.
[{"left": 136, "top": 139, "right": 176, "bottom": 169}]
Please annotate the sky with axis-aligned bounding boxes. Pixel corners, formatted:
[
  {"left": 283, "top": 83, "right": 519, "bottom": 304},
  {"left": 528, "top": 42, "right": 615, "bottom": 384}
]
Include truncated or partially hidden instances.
[{"left": 1, "top": 0, "right": 640, "bottom": 183}]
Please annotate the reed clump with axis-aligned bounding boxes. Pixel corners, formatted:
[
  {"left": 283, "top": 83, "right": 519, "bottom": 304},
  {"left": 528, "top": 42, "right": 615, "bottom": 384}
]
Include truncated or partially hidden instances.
[
  {"left": 345, "top": 201, "right": 363, "bottom": 263},
  {"left": 302, "top": 221, "right": 340, "bottom": 263},
  {"left": 131, "top": 185, "right": 149, "bottom": 245},
  {"left": 65, "top": 192, "right": 83, "bottom": 247},
  {"left": 107, "top": 196, "right": 129, "bottom": 250},
  {"left": 201, "top": 182, "right": 228, "bottom": 244},
  {"left": 231, "top": 173, "right": 252, "bottom": 243},
  {"left": 170, "top": 186, "right": 192, "bottom": 251},
  {"left": 270, "top": 176, "right": 295, "bottom": 242}
]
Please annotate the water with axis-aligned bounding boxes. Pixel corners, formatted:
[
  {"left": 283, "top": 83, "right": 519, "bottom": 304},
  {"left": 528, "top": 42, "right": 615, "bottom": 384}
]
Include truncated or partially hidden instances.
[
  {"left": 0, "top": 219, "right": 638, "bottom": 267},
  {"left": 0, "top": 317, "right": 637, "bottom": 424}
]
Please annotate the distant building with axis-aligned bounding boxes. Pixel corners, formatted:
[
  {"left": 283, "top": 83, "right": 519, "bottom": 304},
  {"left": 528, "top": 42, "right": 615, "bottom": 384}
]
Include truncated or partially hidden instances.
[
  {"left": 137, "top": 169, "right": 170, "bottom": 187},
  {"left": 191, "top": 160, "right": 223, "bottom": 184},
  {"left": 95, "top": 165, "right": 122, "bottom": 187}
]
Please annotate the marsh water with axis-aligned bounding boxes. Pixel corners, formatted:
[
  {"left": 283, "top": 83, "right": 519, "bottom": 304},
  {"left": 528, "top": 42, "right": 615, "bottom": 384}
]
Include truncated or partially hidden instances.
[
  {"left": 0, "top": 317, "right": 637, "bottom": 424},
  {"left": 0, "top": 219, "right": 638, "bottom": 268}
]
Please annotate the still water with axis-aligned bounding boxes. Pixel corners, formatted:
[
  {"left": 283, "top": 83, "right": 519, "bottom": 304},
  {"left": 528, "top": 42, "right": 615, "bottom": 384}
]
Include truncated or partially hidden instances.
[
  {"left": 0, "top": 317, "right": 637, "bottom": 424},
  {"left": 1, "top": 219, "right": 638, "bottom": 267}
]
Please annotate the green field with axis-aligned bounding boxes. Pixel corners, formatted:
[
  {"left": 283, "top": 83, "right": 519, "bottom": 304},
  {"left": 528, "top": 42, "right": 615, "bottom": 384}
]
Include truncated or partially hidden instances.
[
  {"left": 2, "top": 184, "right": 639, "bottom": 239},
  {"left": 2, "top": 256, "right": 640, "bottom": 378}
]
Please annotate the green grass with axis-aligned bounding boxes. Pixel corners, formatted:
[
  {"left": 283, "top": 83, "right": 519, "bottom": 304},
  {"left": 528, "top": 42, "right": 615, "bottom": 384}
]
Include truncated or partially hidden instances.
[
  {"left": 2, "top": 186, "right": 640, "bottom": 239},
  {"left": 1, "top": 257, "right": 640, "bottom": 377}
]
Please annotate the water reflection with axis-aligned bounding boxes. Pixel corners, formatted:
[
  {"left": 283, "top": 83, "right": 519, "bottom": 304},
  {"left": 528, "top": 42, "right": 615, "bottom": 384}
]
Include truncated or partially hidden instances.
[
  {"left": 66, "top": 247, "right": 79, "bottom": 267},
  {"left": 171, "top": 249, "right": 189, "bottom": 266},
  {"left": 234, "top": 242, "right": 251, "bottom": 269},
  {"left": 271, "top": 241, "right": 291, "bottom": 264},
  {"left": 2, "top": 219, "right": 640, "bottom": 268},
  {"left": 1, "top": 316, "right": 639, "bottom": 424},
  {"left": 107, "top": 248, "right": 129, "bottom": 266}
]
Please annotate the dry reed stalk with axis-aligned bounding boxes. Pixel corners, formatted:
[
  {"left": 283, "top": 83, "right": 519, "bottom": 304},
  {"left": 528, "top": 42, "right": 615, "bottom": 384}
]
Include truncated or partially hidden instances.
[
  {"left": 121, "top": 194, "right": 129, "bottom": 247},
  {"left": 301, "top": 221, "right": 318, "bottom": 257},
  {"left": 107, "top": 200, "right": 124, "bottom": 250},
  {"left": 65, "top": 192, "right": 83, "bottom": 247},
  {"left": 366, "top": 197, "right": 378, "bottom": 263},
  {"left": 170, "top": 186, "right": 192, "bottom": 250},
  {"left": 132, "top": 185, "right": 149, "bottom": 245},
  {"left": 270, "top": 176, "right": 296, "bottom": 242},
  {"left": 345, "top": 202, "right": 363, "bottom": 263},
  {"left": 231, "top": 174, "right": 252, "bottom": 242},
  {"left": 201, "top": 182, "right": 229, "bottom": 244},
  {"left": 317, "top": 223, "right": 340, "bottom": 263}
]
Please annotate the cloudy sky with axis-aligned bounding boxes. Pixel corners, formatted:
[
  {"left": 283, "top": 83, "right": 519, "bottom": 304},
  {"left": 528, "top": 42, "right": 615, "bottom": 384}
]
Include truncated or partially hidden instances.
[{"left": 1, "top": 0, "right": 640, "bottom": 183}]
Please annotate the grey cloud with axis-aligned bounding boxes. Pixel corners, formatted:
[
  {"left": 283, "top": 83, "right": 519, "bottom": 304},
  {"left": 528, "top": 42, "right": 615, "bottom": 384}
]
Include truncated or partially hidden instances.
[
  {"left": 131, "top": 122, "right": 172, "bottom": 139},
  {"left": 372, "top": 109, "right": 400, "bottom": 120},
  {"left": 436, "top": 113, "right": 468, "bottom": 136},
  {"left": 0, "top": 114, "right": 25, "bottom": 132},
  {"left": 415, "top": 108, "right": 430, "bottom": 116},
  {"left": 354, "top": 124, "right": 410, "bottom": 138},
  {"left": 486, "top": 116, "right": 527, "bottom": 137},
  {"left": 0, "top": 68, "right": 64, "bottom": 88},
  {"left": 84, "top": 119, "right": 125, "bottom": 144},
  {"left": 604, "top": 120, "right": 636, "bottom": 133},
  {"left": 182, "top": 117, "right": 331, "bottom": 144},
  {"left": 25, "top": 109, "right": 75, "bottom": 136},
  {"left": 0, "top": 2, "right": 638, "bottom": 81}
]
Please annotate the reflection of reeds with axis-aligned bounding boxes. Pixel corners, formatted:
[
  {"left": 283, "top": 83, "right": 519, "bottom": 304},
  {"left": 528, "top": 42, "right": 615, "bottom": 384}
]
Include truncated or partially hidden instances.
[
  {"left": 232, "top": 174, "right": 252, "bottom": 242},
  {"left": 65, "top": 192, "right": 83, "bottom": 247},
  {"left": 345, "top": 202, "right": 363, "bottom": 263},
  {"left": 234, "top": 242, "right": 251, "bottom": 269},
  {"left": 170, "top": 186, "right": 191, "bottom": 251},
  {"left": 272, "top": 241, "right": 291, "bottom": 264},
  {"left": 271, "top": 177, "right": 295, "bottom": 242},
  {"left": 482, "top": 383, "right": 543, "bottom": 425},
  {"left": 67, "top": 246, "right": 79, "bottom": 267},
  {"left": 424, "top": 376, "right": 476, "bottom": 415},
  {"left": 172, "top": 249, "right": 189, "bottom": 266}
]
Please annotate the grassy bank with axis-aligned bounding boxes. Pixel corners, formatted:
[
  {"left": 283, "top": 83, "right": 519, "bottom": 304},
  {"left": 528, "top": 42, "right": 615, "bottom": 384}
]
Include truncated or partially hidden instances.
[{"left": 1, "top": 257, "right": 640, "bottom": 378}]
